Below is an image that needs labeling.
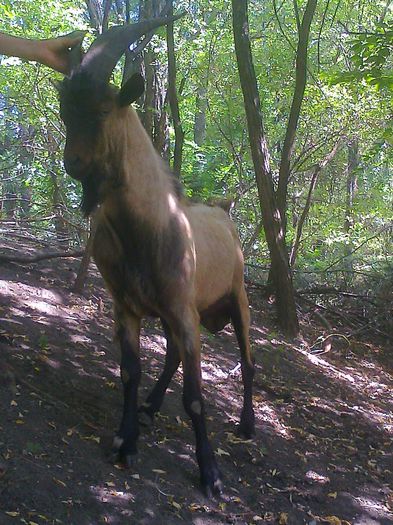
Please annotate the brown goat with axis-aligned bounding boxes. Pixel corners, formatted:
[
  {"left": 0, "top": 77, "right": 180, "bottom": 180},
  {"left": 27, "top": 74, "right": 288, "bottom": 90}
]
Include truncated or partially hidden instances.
[{"left": 57, "top": 18, "right": 255, "bottom": 496}]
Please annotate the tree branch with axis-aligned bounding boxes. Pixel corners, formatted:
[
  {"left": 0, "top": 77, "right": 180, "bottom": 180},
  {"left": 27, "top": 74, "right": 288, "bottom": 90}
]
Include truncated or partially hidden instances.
[
  {"left": 276, "top": 0, "right": 318, "bottom": 232},
  {"left": 0, "top": 250, "right": 84, "bottom": 264}
]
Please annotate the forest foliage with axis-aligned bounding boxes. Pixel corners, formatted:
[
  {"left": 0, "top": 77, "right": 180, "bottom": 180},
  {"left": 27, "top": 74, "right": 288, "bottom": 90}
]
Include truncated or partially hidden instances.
[{"left": 0, "top": 0, "right": 392, "bottom": 310}]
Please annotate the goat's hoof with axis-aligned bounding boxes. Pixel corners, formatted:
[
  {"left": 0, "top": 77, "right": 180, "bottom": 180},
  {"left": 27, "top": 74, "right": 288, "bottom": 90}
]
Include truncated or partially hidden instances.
[
  {"left": 111, "top": 435, "right": 137, "bottom": 468},
  {"left": 112, "top": 435, "right": 125, "bottom": 451},
  {"left": 236, "top": 421, "right": 255, "bottom": 439},
  {"left": 122, "top": 454, "right": 137, "bottom": 469},
  {"left": 203, "top": 477, "right": 223, "bottom": 499},
  {"left": 237, "top": 410, "right": 256, "bottom": 439}
]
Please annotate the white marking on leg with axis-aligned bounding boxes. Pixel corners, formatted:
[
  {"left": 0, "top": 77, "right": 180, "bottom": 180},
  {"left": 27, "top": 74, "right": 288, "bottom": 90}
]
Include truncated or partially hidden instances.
[{"left": 113, "top": 436, "right": 124, "bottom": 449}]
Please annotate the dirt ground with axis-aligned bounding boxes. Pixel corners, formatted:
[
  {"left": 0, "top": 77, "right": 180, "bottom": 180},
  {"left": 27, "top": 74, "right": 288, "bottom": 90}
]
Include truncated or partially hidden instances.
[{"left": 0, "top": 238, "right": 392, "bottom": 525}]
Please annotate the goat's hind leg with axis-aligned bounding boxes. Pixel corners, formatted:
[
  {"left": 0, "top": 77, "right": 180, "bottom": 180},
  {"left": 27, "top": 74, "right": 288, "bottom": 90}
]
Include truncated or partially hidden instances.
[
  {"left": 139, "top": 320, "right": 180, "bottom": 426},
  {"left": 231, "top": 289, "right": 255, "bottom": 438},
  {"left": 168, "top": 308, "right": 222, "bottom": 496},
  {"left": 112, "top": 310, "right": 142, "bottom": 467}
]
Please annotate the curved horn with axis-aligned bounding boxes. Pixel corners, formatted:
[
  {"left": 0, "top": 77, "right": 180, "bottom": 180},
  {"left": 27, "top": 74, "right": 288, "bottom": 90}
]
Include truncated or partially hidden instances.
[
  {"left": 77, "top": 15, "right": 183, "bottom": 83},
  {"left": 68, "top": 30, "right": 86, "bottom": 73}
]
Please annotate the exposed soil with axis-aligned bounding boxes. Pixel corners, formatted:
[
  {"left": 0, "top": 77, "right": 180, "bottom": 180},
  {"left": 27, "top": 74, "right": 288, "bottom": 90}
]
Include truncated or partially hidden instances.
[{"left": 0, "top": 237, "right": 392, "bottom": 525}]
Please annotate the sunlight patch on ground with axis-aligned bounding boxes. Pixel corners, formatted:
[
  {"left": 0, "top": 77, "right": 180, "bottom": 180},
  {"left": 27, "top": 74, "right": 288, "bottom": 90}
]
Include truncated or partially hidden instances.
[
  {"left": 0, "top": 279, "right": 63, "bottom": 304},
  {"left": 0, "top": 315, "right": 23, "bottom": 326},
  {"left": 141, "top": 334, "right": 166, "bottom": 356},
  {"left": 349, "top": 493, "right": 391, "bottom": 522},
  {"left": 24, "top": 300, "right": 60, "bottom": 315},
  {"left": 90, "top": 484, "right": 135, "bottom": 505},
  {"left": 257, "top": 403, "right": 293, "bottom": 439},
  {"left": 70, "top": 334, "right": 93, "bottom": 344},
  {"left": 202, "top": 361, "right": 229, "bottom": 380},
  {"left": 9, "top": 305, "right": 52, "bottom": 324},
  {"left": 296, "top": 347, "right": 393, "bottom": 436}
]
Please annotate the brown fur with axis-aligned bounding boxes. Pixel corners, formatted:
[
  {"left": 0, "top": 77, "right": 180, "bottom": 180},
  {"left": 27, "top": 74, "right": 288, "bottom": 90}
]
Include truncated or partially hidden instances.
[{"left": 59, "top": 72, "right": 255, "bottom": 495}]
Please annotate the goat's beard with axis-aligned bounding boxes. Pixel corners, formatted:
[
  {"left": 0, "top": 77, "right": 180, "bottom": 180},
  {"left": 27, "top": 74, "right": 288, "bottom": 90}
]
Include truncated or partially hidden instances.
[{"left": 80, "top": 167, "right": 107, "bottom": 217}]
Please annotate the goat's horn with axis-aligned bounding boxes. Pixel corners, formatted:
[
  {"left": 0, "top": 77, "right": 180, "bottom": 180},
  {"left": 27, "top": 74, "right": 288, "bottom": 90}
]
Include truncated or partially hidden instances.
[
  {"left": 79, "top": 15, "right": 184, "bottom": 83},
  {"left": 68, "top": 30, "right": 86, "bottom": 73}
]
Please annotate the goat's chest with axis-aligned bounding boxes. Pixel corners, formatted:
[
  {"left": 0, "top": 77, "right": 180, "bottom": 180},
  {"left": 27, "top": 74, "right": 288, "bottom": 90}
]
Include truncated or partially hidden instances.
[{"left": 92, "top": 214, "right": 186, "bottom": 317}]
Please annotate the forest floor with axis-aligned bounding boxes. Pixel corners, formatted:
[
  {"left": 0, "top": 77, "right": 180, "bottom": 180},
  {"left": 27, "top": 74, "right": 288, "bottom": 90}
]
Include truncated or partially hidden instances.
[{"left": 0, "top": 236, "right": 392, "bottom": 525}]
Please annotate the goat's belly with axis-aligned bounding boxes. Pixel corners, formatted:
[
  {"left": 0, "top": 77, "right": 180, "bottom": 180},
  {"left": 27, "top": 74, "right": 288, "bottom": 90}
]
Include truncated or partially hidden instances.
[
  {"left": 199, "top": 294, "right": 232, "bottom": 333},
  {"left": 187, "top": 204, "right": 242, "bottom": 312},
  {"left": 193, "top": 229, "right": 239, "bottom": 311}
]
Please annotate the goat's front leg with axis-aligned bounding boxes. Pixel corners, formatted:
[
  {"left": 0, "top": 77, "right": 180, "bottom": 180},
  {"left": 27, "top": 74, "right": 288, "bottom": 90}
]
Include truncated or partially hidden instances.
[
  {"left": 113, "top": 310, "right": 141, "bottom": 467},
  {"left": 169, "top": 308, "right": 222, "bottom": 497}
]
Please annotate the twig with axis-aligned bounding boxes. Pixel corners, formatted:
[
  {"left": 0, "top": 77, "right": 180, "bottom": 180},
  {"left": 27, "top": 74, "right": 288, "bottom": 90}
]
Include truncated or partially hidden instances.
[
  {"left": 0, "top": 249, "right": 84, "bottom": 264},
  {"left": 322, "top": 224, "right": 393, "bottom": 272}
]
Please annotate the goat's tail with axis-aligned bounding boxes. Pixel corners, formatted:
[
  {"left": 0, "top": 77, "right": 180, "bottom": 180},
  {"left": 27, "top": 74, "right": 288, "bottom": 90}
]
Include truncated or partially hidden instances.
[{"left": 207, "top": 197, "right": 234, "bottom": 214}]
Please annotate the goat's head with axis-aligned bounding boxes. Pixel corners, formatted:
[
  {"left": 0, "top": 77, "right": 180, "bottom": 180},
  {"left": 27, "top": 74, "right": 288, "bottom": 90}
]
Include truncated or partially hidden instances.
[{"left": 56, "top": 17, "right": 179, "bottom": 213}]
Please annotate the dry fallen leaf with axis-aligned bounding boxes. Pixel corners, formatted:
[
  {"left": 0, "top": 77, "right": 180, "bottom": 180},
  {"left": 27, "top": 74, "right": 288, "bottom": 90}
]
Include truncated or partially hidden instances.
[
  {"left": 53, "top": 478, "right": 67, "bottom": 488},
  {"left": 216, "top": 448, "right": 230, "bottom": 457},
  {"left": 322, "top": 516, "right": 341, "bottom": 525},
  {"left": 171, "top": 500, "right": 181, "bottom": 511},
  {"left": 82, "top": 435, "right": 100, "bottom": 443}
]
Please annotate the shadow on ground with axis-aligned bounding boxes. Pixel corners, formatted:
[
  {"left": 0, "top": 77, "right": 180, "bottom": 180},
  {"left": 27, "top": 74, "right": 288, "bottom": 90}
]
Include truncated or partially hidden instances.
[{"left": 0, "top": 246, "right": 392, "bottom": 524}]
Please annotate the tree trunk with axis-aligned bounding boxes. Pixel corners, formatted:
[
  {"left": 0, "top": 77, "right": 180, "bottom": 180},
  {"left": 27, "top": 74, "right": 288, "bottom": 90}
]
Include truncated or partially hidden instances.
[
  {"left": 50, "top": 170, "right": 69, "bottom": 248},
  {"left": 276, "top": 0, "right": 318, "bottom": 233},
  {"left": 140, "top": 0, "right": 155, "bottom": 138},
  {"left": 290, "top": 140, "right": 342, "bottom": 267},
  {"left": 343, "top": 139, "right": 359, "bottom": 278},
  {"left": 194, "top": 86, "right": 207, "bottom": 146},
  {"left": 72, "top": 214, "right": 98, "bottom": 294},
  {"left": 231, "top": 0, "right": 299, "bottom": 336},
  {"left": 166, "top": 0, "right": 184, "bottom": 178},
  {"left": 153, "top": 73, "right": 170, "bottom": 159}
]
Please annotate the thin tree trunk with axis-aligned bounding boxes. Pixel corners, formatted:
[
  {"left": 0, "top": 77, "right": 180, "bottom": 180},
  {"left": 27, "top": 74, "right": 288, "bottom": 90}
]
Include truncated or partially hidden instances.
[
  {"left": 194, "top": 86, "right": 207, "bottom": 146},
  {"left": 343, "top": 139, "right": 359, "bottom": 278},
  {"left": 72, "top": 214, "right": 98, "bottom": 294},
  {"left": 231, "top": 0, "right": 299, "bottom": 336},
  {"left": 154, "top": 75, "right": 170, "bottom": 159},
  {"left": 290, "top": 140, "right": 342, "bottom": 267},
  {"left": 166, "top": 0, "right": 184, "bottom": 178},
  {"left": 267, "top": 0, "right": 317, "bottom": 289},
  {"left": 50, "top": 170, "right": 69, "bottom": 248},
  {"left": 276, "top": 0, "right": 318, "bottom": 233},
  {"left": 140, "top": 0, "right": 155, "bottom": 137}
]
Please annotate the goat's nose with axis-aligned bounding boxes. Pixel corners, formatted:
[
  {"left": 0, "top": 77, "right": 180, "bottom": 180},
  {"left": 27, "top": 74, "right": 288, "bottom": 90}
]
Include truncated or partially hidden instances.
[{"left": 64, "top": 155, "right": 85, "bottom": 179}]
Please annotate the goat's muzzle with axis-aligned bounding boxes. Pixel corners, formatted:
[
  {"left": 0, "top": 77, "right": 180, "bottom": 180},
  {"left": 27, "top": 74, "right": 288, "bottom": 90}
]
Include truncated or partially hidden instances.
[{"left": 63, "top": 154, "right": 87, "bottom": 181}]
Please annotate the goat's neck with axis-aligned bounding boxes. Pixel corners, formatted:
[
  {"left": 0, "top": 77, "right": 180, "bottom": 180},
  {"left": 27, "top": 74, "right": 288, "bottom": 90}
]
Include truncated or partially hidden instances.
[{"left": 103, "top": 108, "right": 174, "bottom": 231}]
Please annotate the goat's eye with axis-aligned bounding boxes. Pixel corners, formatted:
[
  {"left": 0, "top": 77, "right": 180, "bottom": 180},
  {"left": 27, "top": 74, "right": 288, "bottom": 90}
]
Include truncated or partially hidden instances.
[{"left": 99, "top": 108, "right": 111, "bottom": 119}]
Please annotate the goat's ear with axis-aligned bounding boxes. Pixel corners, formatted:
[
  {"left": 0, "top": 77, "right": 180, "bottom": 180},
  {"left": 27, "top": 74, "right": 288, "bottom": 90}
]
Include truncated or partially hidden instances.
[{"left": 118, "top": 73, "right": 145, "bottom": 106}]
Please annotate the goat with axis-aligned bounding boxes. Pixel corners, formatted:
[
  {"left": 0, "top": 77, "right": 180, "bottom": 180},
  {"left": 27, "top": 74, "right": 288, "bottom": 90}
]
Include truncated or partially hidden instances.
[{"left": 56, "top": 17, "right": 255, "bottom": 496}]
